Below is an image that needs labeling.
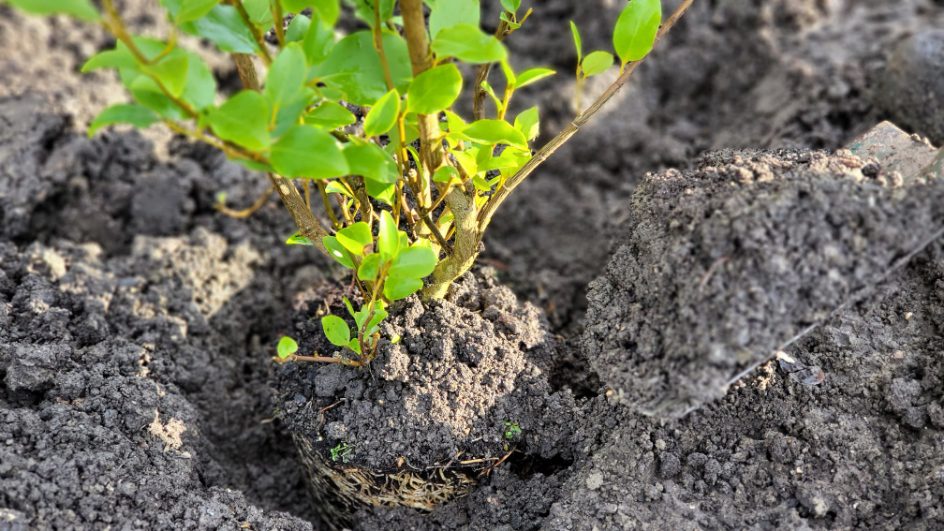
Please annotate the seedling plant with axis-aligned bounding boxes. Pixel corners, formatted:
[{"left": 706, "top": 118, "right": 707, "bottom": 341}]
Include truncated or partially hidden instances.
[{"left": 5, "top": 0, "right": 692, "bottom": 367}]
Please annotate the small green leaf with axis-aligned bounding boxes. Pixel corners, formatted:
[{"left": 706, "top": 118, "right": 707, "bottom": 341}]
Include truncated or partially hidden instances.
[
  {"left": 365, "top": 180, "right": 395, "bottom": 206},
  {"left": 429, "top": 0, "right": 480, "bottom": 39},
  {"left": 358, "top": 253, "right": 382, "bottom": 281},
  {"left": 431, "top": 24, "right": 506, "bottom": 64},
  {"left": 282, "top": 0, "right": 339, "bottom": 25},
  {"left": 276, "top": 336, "right": 298, "bottom": 359},
  {"left": 6, "top": 0, "right": 99, "bottom": 21},
  {"left": 242, "top": 0, "right": 273, "bottom": 26},
  {"left": 463, "top": 119, "right": 528, "bottom": 148},
  {"left": 285, "top": 231, "right": 314, "bottom": 245},
  {"left": 270, "top": 125, "right": 349, "bottom": 179},
  {"left": 377, "top": 211, "right": 399, "bottom": 260},
  {"left": 81, "top": 47, "right": 136, "bottom": 72},
  {"left": 180, "top": 5, "right": 259, "bottom": 53},
  {"left": 304, "top": 101, "right": 356, "bottom": 129},
  {"left": 613, "top": 0, "right": 662, "bottom": 65},
  {"left": 516, "top": 67, "right": 555, "bottom": 89},
  {"left": 265, "top": 44, "right": 309, "bottom": 118},
  {"left": 207, "top": 90, "right": 271, "bottom": 151},
  {"left": 581, "top": 50, "right": 614, "bottom": 77},
  {"left": 432, "top": 165, "right": 459, "bottom": 183},
  {"left": 570, "top": 21, "right": 583, "bottom": 62},
  {"left": 321, "top": 315, "right": 351, "bottom": 347},
  {"left": 335, "top": 222, "right": 372, "bottom": 256},
  {"left": 88, "top": 104, "right": 159, "bottom": 137},
  {"left": 364, "top": 89, "right": 400, "bottom": 137},
  {"left": 323, "top": 236, "right": 355, "bottom": 268},
  {"left": 514, "top": 106, "right": 539, "bottom": 141},
  {"left": 144, "top": 54, "right": 189, "bottom": 98},
  {"left": 383, "top": 276, "right": 423, "bottom": 300},
  {"left": 344, "top": 143, "right": 398, "bottom": 184},
  {"left": 389, "top": 245, "right": 437, "bottom": 279},
  {"left": 407, "top": 64, "right": 462, "bottom": 115},
  {"left": 285, "top": 13, "right": 310, "bottom": 42},
  {"left": 499, "top": 0, "right": 519, "bottom": 13},
  {"left": 302, "top": 12, "right": 335, "bottom": 63},
  {"left": 175, "top": 0, "right": 219, "bottom": 22}
]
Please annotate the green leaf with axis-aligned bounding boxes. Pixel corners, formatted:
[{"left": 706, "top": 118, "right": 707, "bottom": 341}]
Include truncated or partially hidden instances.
[
  {"left": 285, "top": 231, "right": 314, "bottom": 245},
  {"left": 265, "top": 44, "right": 310, "bottom": 131},
  {"left": 581, "top": 50, "right": 614, "bottom": 77},
  {"left": 144, "top": 54, "right": 189, "bottom": 98},
  {"left": 432, "top": 165, "right": 459, "bottom": 183},
  {"left": 516, "top": 67, "right": 555, "bottom": 89},
  {"left": 304, "top": 101, "right": 356, "bottom": 129},
  {"left": 344, "top": 143, "right": 398, "bottom": 184},
  {"left": 81, "top": 48, "right": 136, "bottom": 72},
  {"left": 407, "top": 64, "right": 462, "bottom": 115},
  {"left": 365, "top": 180, "right": 395, "bottom": 206},
  {"left": 514, "top": 106, "right": 540, "bottom": 141},
  {"left": 207, "top": 91, "right": 271, "bottom": 151},
  {"left": 6, "top": 0, "right": 99, "bottom": 21},
  {"left": 389, "top": 245, "right": 437, "bottom": 279},
  {"left": 570, "top": 21, "right": 582, "bottom": 62},
  {"left": 431, "top": 24, "right": 506, "bottom": 64},
  {"left": 323, "top": 236, "right": 355, "bottom": 268},
  {"left": 302, "top": 13, "right": 335, "bottom": 63},
  {"left": 613, "top": 0, "right": 662, "bottom": 64},
  {"left": 325, "top": 180, "right": 351, "bottom": 197},
  {"left": 321, "top": 315, "right": 351, "bottom": 347},
  {"left": 463, "top": 119, "right": 528, "bottom": 148},
  {"left": 176, "top": 0, "right": 219, "bottom": 22},
  {"left": 383, "top": 276, "right": 423, "bottom": 301},
  {"left": 312, "top": 0, "right": 341, "bottom": 25},
  {"left": 314, "top": 30, "right": 412, "bottom": 105},
  {"left": 276, "top": 336, "right": 298, "bottom": 359},
  {"left": 499, "top": 0, "right": 520, "bottom": 13},
  {"left": 364, "top": 89, "right": 400, "bottom": 137},
  {"left": 429, "top": 0, "right": 479, "bottom": 39},
  {"left": 88, "top": 104, "right": 159, "bottom": 137},
  {"left": 377, "top": 211, "right": 399, "bottom": 260},
  {"left": 242, "top": 0, "right": 273, "bottom": 26},
  {"left": 335, "top": 222, "right": 372, "bottom": 256},
  {"left": 180, "top": 5, "right": 258, "bottom": 53},
  {"left": 357, "top": 253, "right": 382, "bottom": 281},
  {"left": 285, "top": 13, "right": 310, "bottom": 42},
  {"left": 270, "top": 125, "right": 349, "bottom": 179}
]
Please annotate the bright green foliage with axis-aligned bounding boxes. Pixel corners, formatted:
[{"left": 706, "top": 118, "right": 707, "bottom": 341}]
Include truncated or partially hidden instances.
[
  {"left": 364, "top": 89, "right": 400, "bottom": 137},
  {"left": 407, "top": 64, "right": 462, "bottom": 114},
  {"left": 613, "top": 0, "right": 662, "bottom": 65},
  {"left": 330, "top": 442, "right": 353, "bottom": 463},
  {"left": 581, "top": 50, "right": 614, "bottom": 77},
  {"left": 277, "top": 336, "right": 299, "bottom": 360},
  {"left": 5, "top": 0, "right": 98, "bottom": 20},
  {"left": 89, "top": 104, "right": 159, "bottom": 137},
  {"left": 11, "top": 0, "right": 669, "bottom": 368},
  {"left": 503, "top": 421, "right": 522, "bottom": 440}
]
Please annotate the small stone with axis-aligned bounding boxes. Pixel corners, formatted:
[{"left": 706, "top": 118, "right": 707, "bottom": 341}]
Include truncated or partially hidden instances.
[{"left": 585, "top": 471, "right": 604, "bottom": 490}]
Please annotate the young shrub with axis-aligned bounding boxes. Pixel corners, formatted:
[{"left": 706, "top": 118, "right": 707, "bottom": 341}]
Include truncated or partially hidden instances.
[{"left": 4, "top": 0, "right": 693, "bottom": 367}]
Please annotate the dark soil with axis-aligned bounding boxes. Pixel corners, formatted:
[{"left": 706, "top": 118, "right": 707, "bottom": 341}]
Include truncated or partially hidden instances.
[
  {"left": 585, "top": 148, "right": 944, "bottom": 419},
  {"left": 2, "top": 0, "right": 944, "bottom": 530},
  {"left": 276, "top": 271, "right": 577, "bottom": 473}
]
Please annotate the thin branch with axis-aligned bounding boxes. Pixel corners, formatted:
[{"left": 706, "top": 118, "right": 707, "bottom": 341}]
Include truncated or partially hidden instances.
[
  {"left": 478, "top": 0, "right": 695, "bottom": 231},
  {"left": 373, "top": 1, "right": 396, "bottom": 91},
  {"left": 472, "top": 19, "right": 510, "bottom": 120},
  {"left": 226, "top": 0, "right": 273, "bottom": 64},
  {"left": 216, "top": 186, "right": 275, "bottom": 218}
]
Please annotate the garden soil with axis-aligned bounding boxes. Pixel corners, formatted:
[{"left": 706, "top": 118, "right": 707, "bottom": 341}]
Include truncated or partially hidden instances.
[{"left": 2, "top": 0, "right": 944, "bottom": 530}]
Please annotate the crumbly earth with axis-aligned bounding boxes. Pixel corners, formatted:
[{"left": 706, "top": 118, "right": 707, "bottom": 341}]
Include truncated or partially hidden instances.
[
  {"left": 0, "top": 95, "right": 320, "bottom": 529},
  {"left": 584, "top": 148, "right": 944, "bottom": 419},
  {"left": 545, "top": 237, "right": 944, "bottom": 530},
  {"left": 275, "top": 271, "right": 578, "bottom": 472},
  {"left": 2, "top": 0, "right": 944, "bottom": 530}
]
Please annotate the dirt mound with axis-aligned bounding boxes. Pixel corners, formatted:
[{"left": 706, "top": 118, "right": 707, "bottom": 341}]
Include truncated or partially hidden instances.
[
  {"left": 548, "top": 237, "right": 944, "bottom": 529},
  {"left": 584, "top": 148, "right": 944, "bottom": 418}
]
